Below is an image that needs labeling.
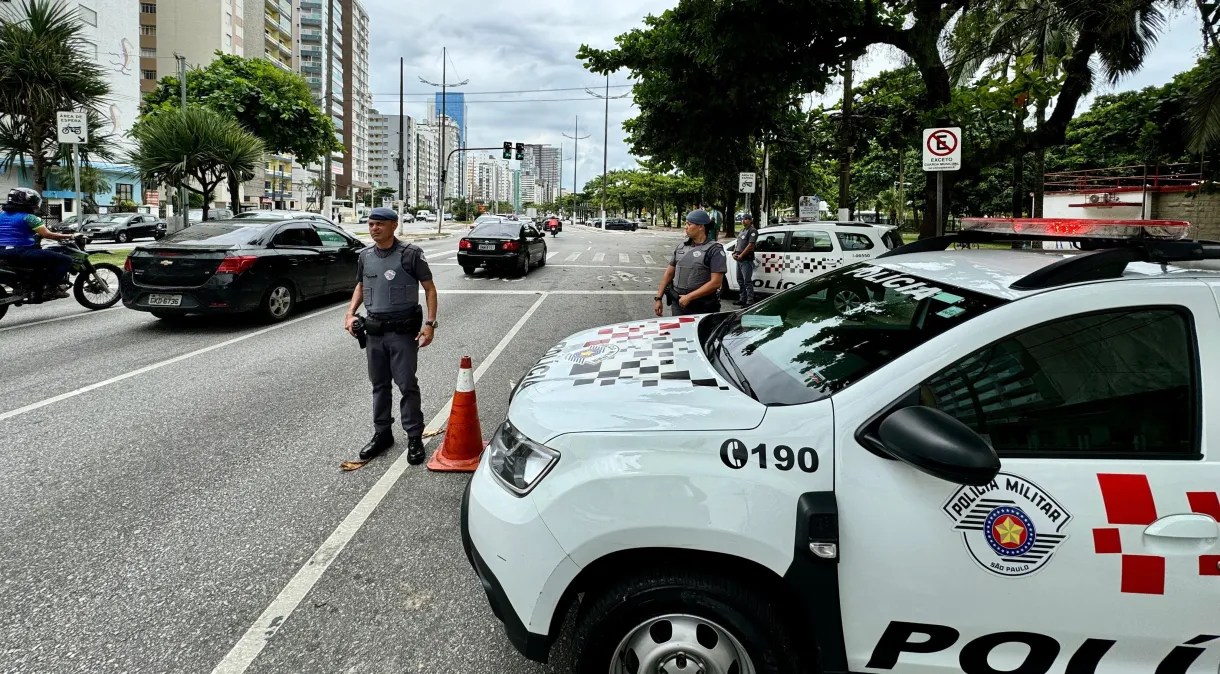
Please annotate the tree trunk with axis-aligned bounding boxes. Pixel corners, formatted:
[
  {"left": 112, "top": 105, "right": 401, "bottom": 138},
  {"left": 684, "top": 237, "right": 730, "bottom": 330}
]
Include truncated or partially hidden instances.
[
  {"left": 228, "top": 175, "right": 241, "bottom": 215},
  {"left": 1034, "top": 101, "right": 1047, "bottom": 217},
  {"left": 1012, "top": 109, "right": 1025, "bottom": 217}
]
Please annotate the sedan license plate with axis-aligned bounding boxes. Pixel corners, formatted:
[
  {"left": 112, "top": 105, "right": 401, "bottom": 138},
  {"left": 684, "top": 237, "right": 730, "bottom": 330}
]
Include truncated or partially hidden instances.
[
  {"left": 148, "top": 294, "right": 182, "bottom": 307},
  {"left": 478, "top": 244, "right": 495, "bottom": 251}
]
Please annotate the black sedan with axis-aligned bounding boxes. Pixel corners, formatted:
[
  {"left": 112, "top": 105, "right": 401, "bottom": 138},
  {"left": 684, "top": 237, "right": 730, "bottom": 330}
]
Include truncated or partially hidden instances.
[
  {"left": 120, "top": 219, "right": 363, "bottom": 322},
  {"left": 457, "top": 219, "right": 547, "bottom": 276},
  {"left": 603, "top": 218, "right": 637, "bottom": 231},
  {"left": 82, "top": 213, "right": 167, "bottom": 243}
]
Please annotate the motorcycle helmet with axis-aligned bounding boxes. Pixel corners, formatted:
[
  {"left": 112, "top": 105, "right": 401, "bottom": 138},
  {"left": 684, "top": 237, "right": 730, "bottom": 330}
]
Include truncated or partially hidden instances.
[{"left": 6, "top": 187, "right": 42, "bottom": 212}]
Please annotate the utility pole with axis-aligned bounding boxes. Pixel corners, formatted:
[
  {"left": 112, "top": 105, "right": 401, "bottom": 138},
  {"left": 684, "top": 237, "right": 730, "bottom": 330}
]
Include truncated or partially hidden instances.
[
  {"left": 175, "top": 52, "right": 189, "bottom": 229},
  {"left": 420, "top": 47, "right": 468, "bottom": 233},
  {"left": 585, "top": 76, "right": 628, "bottom": 225},
  {"left": 397, "top": 57, "right": 405, "bottom": 207},
  {"left": 561, "top": 115, "right": 589, "bottom": 220}
]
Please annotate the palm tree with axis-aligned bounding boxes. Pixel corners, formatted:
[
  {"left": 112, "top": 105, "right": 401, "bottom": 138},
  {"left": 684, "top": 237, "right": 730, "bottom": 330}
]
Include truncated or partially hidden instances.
[
  {"left": 128, "top": 107, "right": 264, "bottom": 221},
  {"left": 0, "top": 0, "right": 113, "bottom": 198},
  {"left": 50, "top": 164, "right": 110, "bottom": 213}
]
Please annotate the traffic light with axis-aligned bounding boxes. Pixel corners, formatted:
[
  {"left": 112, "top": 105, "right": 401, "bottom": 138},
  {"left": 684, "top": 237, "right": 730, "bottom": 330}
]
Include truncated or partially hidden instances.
[
  {"left": 502, "top": 141, "right": 512, "bottom": 160},
  {"left": 515, "top": 142, "right": 525, "bottom": 161}
]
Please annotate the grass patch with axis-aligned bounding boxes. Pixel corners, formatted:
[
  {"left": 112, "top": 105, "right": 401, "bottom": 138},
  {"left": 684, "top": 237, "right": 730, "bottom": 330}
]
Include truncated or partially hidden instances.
[{"left": 88, "top": 250, "right": 132, "bottom": 268}]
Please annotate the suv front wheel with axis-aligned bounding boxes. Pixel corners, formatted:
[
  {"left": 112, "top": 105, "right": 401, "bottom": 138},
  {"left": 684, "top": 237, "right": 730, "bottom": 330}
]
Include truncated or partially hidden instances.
[{"left": 572, "top": 570, "right": 802, "bottom": 674}]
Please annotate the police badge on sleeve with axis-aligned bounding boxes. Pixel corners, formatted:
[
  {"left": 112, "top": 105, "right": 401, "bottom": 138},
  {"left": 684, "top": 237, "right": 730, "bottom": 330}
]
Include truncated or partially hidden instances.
[{"left": 942, "top": 472, "right": 1071, "bottom": 577}]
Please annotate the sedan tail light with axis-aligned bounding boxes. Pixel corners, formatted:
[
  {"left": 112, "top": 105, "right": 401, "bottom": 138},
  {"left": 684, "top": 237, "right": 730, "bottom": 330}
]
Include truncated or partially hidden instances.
[
  {"left": 123, "top": 256, "right": 132, "bottom": 272},
  {"left": 502, "top": 241, "right": 520, "bottom": 252},
  {"left": 215, "top": 255, "right": 258, "bottom": 275},
  {"left": 459, "top": 239, "right": 472, "bottom": 250}
]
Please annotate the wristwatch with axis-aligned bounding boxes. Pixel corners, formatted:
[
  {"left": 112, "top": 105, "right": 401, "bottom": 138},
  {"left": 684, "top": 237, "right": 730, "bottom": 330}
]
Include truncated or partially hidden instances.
[
  {"left": 653, "top": 296, "right": 662, "bottom": 301},
  {"left": 424, "top": 320, "right": 438, "bottom": 329}
]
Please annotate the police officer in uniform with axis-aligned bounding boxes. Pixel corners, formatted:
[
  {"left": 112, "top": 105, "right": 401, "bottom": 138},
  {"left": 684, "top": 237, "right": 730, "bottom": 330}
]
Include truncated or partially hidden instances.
[
  {"left": 654, "top": 209, "right": 726, "bottom": 317},
  {"left": 732, "top": 213, "right": 758, "bottom": 306},
  {"left": 344, "top": 207, "right": 439, "bottom": 463}
]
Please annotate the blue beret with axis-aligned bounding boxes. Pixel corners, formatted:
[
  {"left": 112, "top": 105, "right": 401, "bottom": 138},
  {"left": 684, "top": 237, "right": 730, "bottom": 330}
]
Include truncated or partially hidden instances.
[
  {"left": 369, "top": 207, "right": 398, "bottom": 222},
  {"left": 686, "top": 209, "right": 712, "bottom": 226}
]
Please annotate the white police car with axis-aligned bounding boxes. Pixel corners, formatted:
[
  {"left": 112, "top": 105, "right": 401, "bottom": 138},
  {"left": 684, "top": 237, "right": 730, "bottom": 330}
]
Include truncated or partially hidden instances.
[
  {"left": 724, "top": 221, "right": 903, "bottom": 298},
  {"left": 462, "top": 218, "right": 1220, "bottom": 674}
]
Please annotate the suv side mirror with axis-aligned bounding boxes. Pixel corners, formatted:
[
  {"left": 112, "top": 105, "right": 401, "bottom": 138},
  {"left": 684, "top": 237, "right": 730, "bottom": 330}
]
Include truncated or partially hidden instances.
[{"left": 875, "top": 406, "right": 999, "bottom": 486}]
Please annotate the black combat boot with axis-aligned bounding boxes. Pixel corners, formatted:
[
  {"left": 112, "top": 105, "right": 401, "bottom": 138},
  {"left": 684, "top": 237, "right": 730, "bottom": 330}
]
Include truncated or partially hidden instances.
[
  {"left": 358, "top": 430, "right": 394, "bottom": 460},
  {"left": 407, "top": 436, "right": 425, "bottom": 465}
]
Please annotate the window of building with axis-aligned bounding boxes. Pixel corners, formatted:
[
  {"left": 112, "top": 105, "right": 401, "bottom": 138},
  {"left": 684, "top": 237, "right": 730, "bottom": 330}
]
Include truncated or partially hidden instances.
[
  {"left": 225, "top": 12, "right": 231, "bottom": 25},
  {"left": 141, "top": 69, "right": 156, "bottom": 80},
  {"left": 140, "top": 48, "right": 155, "bottom": 59},
  {"left": 920, "top": 308, "right": 1198, "bottom": 458},
  {"left": 115, "top": 184, "right": 134, "bottom": 202},
  {"left": 140, "top": 3, "right": 156, "bottom": 13},
  {"left": 140, "top": 24, "right": 156, "bottom": 36},
  {"left": 77, "top": 5, "right": 96, "bottom": 26}
]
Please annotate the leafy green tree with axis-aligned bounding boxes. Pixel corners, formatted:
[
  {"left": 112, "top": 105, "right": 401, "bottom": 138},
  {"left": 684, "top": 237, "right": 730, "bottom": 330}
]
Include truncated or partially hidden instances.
[
  {"left": 141, "top": 52, "right": 342, "bottom": 166},
  {"left": 129, "top": 107, "right": 265, "bottom": 221},
  {"left": 0, "top": 0, "right": 114, "bottom": 198}
]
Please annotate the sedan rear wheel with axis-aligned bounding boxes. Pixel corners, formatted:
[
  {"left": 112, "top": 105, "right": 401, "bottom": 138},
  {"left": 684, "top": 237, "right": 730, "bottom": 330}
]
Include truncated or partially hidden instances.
[
  {"left": 260, "top": 282, "right": 295, "bottom": 322},
  {"left": 116, "top": 230, "right": 129, "bottom": 243},
  {"left": 517, "top": 253, "right": 529, "bottom": 276}
]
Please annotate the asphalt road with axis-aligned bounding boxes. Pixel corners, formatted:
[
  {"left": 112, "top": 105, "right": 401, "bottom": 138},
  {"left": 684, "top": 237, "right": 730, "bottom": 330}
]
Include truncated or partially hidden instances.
[{"left": 0, "top": 222, "right": 689, "bottom": 673}]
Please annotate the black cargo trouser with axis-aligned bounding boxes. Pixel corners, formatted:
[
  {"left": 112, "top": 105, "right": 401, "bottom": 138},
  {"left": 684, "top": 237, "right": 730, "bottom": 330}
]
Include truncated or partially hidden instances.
[
  {"left": 367, "top": 328, "right": 423, "bottom": 438},
  {"left": 672, "top": 290, "right": 721, "bottom": 316}
]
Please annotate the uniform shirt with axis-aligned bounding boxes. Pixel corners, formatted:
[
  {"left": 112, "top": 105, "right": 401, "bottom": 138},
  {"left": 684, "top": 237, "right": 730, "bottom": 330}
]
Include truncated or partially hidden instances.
[
  {"left": 0, "top": 210, "right": 43, "bottom": 247},
  {"left": 357, "top": 240, "right": 433, "bottom": 319},
  {"left": 669, "top": 238, "right": 727, "bottom": 293},
  {"left": 735, "top": 226, "right": 758, "bottom": 261}
]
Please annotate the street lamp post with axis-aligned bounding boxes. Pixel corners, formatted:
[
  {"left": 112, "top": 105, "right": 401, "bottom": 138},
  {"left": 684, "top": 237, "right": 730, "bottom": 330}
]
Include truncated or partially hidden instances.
[
  {"left": 420, "top": 47, "right": 468, "bottom": 233},
  {"left": 561, "top": 115, "right": 590, "bottom": 221},
  {"left": 586, "top": 75, "right": 628, "bottom": 225}
]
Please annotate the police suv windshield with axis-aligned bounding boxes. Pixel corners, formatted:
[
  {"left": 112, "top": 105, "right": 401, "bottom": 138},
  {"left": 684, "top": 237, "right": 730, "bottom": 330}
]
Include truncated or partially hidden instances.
[{"left": 706, "top": 263, "right": 1006, "bottom": 405}]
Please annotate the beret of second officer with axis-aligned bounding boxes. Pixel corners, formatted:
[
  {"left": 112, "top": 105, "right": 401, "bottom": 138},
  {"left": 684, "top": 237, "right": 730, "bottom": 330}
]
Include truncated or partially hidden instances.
[{"left": 369, "top": 207, "right": 399, "bottom": 222}]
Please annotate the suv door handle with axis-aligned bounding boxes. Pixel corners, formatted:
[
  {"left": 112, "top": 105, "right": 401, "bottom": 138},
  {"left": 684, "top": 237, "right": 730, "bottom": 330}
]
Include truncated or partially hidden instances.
[{"left": 1144, "top": 514, "right": 1219, "bottom": 540}]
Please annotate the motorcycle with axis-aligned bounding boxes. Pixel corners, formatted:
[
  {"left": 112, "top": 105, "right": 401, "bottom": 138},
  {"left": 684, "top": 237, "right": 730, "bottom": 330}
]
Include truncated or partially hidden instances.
[
  {"left": 543, "top": 219, "right": 562, "bottom": 237},
  {"left": 0, "top": 235, "right": 123, "bottom": 322}
]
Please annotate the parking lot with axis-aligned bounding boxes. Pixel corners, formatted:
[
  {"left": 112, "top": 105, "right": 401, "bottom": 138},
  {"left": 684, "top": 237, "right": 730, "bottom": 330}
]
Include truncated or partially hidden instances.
[{"left": 0, "top": 223, "right": 681, "bottom": 673}]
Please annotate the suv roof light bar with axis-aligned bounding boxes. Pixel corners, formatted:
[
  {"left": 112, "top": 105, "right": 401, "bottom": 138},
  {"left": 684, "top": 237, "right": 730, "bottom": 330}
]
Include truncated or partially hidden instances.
[{"left": 876, "top": 218, "right": 1220, "bottom": 290}]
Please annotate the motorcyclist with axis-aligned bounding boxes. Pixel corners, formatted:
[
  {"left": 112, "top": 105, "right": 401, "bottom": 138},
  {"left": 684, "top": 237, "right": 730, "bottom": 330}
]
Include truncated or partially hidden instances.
[{"left": 0, "top": 188, "right": 75, "bottom": 300}]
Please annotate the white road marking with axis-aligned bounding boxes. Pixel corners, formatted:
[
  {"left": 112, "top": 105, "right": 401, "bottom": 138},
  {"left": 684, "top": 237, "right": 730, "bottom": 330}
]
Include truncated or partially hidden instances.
[
  {"left": 593, "top": 252, "right": 605, "bottom": 262},
  {"left": 546, "top": 251, "right": 557, "bottom": 260},
  {"left": 210, "top": 293, "right": 550, "bottom": 674},
  {"left": 0, "top": 306, "right": 123, "bottom": 334},
  {"left": 564, "top": 252, "right": 582, "bottom": 262},
  {"left": 642, "top": 254, "right": 655, "bottom": 265},
  {"left": 619, "top": 253, "right": 630, "bottom": 263},
  {"left": 0, "top": 305, "right": 343, "bottom": 423}
]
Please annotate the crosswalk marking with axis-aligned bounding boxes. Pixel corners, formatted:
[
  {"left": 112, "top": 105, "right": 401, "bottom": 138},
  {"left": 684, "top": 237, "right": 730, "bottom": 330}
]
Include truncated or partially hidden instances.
[
  {"left": 619, "top": 253, "right": 630, "bottom": 263},
  {"left": 564, "top": 252, "right": 582, "bottom": 262},
  {"left": 593, "top": 252, "right": 606, "bottom": 262},
  {"left": 642, "top": 254, "right": 655, "bottom": 265}
]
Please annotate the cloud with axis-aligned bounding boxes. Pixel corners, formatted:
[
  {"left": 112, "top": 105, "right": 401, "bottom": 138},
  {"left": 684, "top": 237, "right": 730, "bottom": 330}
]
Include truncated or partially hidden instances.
[{"left": 364, "top": 0, "right": 670, "bottom": 192}]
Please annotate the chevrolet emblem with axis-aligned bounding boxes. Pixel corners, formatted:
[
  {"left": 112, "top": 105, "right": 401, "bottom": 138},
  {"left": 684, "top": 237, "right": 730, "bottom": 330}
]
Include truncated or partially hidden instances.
[{"left": 159, "top": 260, "right": 173, "bottom": 266}]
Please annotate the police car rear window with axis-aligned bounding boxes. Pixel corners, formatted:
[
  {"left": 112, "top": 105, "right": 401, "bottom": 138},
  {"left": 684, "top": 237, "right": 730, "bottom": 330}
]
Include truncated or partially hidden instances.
[{"left": 709, "top": 263, "right": 1005, "bottom": 405}]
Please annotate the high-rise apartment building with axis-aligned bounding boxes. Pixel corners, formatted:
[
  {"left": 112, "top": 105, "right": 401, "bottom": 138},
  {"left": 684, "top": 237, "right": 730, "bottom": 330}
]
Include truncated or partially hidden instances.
[
  {"left": 244, "top": 0, "right": 297, "bottom": 209},
  {"left": 339, "top": 0, "right": 370, "bottom": 198},
  {"left": 368, "top": 111, "right": 417, "bottom": 201},
  {"left": 151, "top": 1, "right": 245, "bottom": 80}
]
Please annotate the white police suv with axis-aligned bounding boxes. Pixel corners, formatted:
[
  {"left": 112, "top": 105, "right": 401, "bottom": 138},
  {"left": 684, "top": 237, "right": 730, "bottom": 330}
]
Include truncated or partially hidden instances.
[{"left": 462, "top": 218, "right": 1220, "bottom": 674}]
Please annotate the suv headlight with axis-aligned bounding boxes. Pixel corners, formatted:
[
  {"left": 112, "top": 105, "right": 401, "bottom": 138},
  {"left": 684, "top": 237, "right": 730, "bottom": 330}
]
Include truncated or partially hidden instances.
[{"left": 488, "top": 420, "right": 559, "bottom": 496}]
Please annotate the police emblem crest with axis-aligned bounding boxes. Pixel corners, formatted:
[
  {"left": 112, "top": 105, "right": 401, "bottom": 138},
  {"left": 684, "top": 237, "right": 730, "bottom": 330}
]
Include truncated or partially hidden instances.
[
  {"left": 942, "top": 472, "right": 1071, "bottom": 577},
  {"left": 384, "top": 270, "right": 396, "bottom": 280},
  {"left": 566, "top": 343, "right": 620, "bottom": 365}
]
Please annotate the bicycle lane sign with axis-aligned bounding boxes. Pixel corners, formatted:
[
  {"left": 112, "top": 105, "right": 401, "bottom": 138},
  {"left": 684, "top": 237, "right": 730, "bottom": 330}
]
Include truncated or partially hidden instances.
[{"left": 922, "top": 127, "right": 961, "bottom": 171}]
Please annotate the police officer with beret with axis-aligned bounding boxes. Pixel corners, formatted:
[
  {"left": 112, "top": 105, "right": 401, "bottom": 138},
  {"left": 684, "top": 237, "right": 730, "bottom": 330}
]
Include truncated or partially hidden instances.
[
  {"left": 654, "top": 209, "right": 726, "bottom": 317},
  {"left": 344, "top": 207, "right": 439, "bottom": 463}
]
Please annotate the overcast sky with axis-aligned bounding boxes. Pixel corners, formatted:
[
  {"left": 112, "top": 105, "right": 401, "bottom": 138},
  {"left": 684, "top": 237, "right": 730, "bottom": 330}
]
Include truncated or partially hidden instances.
[{"left": 363, "top": 0, "right": 1209, "bottom": 189}]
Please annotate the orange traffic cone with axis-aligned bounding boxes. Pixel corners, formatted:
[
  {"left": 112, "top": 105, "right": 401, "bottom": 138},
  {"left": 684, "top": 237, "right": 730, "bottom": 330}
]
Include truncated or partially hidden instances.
[{"left": 427, "top": 355, "right": 485, "bottom": 472}]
